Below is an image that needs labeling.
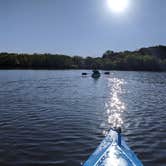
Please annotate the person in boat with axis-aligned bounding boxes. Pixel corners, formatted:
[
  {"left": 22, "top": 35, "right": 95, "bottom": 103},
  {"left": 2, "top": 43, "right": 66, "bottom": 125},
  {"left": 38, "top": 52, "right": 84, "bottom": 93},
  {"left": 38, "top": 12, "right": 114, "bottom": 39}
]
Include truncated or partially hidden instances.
[{"left": 92, "top": 70, "right": 101, "bottom": 78}]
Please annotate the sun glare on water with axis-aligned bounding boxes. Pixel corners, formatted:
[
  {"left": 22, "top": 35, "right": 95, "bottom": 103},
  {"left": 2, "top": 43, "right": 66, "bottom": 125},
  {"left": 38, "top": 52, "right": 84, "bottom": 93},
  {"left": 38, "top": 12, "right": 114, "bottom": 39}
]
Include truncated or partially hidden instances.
[
  {"left": 102, "top": 78, "right": 125, "bottom": 135},
  {"left": 107, "top": 0, "right": 130, "bottom": 13}
]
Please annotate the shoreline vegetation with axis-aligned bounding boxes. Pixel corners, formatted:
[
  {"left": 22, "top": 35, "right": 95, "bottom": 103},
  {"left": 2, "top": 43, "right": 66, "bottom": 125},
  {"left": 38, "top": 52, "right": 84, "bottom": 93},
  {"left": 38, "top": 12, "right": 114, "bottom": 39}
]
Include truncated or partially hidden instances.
[{"left": 0, "top": 45, "right": 166, "bottom": 71}]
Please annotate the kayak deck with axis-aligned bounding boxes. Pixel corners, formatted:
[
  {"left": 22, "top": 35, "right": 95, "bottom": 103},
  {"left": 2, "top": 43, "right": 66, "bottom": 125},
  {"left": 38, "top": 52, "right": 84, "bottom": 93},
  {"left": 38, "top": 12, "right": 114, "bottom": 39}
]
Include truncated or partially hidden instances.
[{"left": 83, "top": 128, "right": 143, "bottom": 166}]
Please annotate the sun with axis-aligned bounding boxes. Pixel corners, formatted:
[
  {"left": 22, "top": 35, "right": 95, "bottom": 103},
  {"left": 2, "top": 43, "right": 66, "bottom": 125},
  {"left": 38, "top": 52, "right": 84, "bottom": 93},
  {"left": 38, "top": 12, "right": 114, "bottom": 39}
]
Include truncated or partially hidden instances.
[{"left": 107, "top": 0, "right": 130, "bottom": 13}]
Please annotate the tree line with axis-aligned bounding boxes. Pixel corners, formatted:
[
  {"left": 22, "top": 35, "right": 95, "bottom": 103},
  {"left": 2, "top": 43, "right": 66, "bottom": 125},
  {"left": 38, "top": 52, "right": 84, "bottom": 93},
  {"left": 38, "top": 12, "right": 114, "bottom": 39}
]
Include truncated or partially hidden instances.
[{"left": 0, "top": 46, "right": 166, "bottom": 71}]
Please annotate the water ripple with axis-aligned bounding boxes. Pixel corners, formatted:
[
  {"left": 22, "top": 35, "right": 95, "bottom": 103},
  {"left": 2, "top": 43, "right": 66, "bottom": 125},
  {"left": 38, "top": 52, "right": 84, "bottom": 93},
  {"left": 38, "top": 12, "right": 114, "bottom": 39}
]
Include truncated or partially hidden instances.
[{"left": 0, "top": 70, "right": 166, "bottom": 166}]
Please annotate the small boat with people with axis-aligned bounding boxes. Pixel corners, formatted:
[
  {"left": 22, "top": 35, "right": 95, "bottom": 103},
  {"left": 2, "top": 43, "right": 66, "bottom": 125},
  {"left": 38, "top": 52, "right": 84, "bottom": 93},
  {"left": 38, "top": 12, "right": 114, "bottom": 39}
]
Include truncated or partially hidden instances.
[
  {"left": 91, "top": 70, "right": 101, "bottom": 78},
  {"left": 83, "top": 128, "right": 143, "bottom": 166}
]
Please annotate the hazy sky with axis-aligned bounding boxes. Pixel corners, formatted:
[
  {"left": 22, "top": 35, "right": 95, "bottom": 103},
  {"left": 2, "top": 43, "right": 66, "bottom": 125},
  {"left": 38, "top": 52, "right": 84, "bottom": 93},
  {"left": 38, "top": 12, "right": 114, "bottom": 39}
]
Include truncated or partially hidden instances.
[{"left": 0, "top": 0, "right": 166, "bottom": 57}]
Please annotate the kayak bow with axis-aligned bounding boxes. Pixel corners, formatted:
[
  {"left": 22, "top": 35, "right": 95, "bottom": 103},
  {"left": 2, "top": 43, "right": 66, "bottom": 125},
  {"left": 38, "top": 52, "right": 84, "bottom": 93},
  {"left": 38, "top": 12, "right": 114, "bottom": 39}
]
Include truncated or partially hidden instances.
[{"left": 83, "top": 128, "right": 143, "bottom": 166}]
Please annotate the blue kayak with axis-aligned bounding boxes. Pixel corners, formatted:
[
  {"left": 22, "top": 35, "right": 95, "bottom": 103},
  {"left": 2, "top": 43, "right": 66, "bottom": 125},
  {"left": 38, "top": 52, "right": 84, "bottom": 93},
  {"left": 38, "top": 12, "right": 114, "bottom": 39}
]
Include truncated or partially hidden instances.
[{"left": 83, "top": 128, "right": 143, "bottom": 166}]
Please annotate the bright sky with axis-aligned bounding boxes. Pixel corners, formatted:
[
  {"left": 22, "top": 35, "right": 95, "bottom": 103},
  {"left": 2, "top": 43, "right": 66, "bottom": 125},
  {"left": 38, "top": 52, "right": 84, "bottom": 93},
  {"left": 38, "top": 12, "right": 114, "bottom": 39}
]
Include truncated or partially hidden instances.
[{"left": 0, "top": 0, "right": 166, "bottom": 57}]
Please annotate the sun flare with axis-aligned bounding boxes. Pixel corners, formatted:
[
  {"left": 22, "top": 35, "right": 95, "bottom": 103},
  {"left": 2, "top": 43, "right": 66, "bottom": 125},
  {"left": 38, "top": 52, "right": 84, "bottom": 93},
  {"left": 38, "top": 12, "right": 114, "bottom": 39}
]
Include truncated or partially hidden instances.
[{"left": 107, "top": 0, "right": 130, "bottom": 13}]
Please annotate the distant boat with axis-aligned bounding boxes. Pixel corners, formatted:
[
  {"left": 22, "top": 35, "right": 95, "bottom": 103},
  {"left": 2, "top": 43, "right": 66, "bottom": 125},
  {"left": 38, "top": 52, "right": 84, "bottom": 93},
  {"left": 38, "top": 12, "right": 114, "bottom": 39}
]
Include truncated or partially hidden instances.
[
  {"left": 83, "top": 128, "right": 143, "bottom": 166},
  {"left": 91, "top": 70, "right": 100, "bottom": 78},
  {"left": 82, "top": 72, "right": 88, "bottom": 76},
  {"left": 104, "top": 71, "right": 110, "bottom": 75}
]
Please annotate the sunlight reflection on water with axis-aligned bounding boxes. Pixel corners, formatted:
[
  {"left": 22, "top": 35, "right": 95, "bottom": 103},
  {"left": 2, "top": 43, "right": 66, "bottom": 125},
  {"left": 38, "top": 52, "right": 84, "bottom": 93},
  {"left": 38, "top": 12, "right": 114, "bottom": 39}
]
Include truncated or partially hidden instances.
[{"left": 103, "top": 78, "right": 125, "bottom": 135}]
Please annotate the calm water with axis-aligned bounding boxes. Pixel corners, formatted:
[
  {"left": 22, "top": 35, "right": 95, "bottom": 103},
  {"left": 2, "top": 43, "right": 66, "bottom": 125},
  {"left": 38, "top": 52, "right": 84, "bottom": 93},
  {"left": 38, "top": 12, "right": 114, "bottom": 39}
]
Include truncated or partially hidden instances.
[{"left": 0, "top": 70, "right": 166, "bottom": 166}]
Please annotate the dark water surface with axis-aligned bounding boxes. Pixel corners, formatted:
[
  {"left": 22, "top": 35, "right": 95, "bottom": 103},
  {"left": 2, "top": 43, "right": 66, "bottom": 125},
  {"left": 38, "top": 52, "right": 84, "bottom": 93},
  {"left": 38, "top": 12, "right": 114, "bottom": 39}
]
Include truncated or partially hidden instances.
[{"left": 0, "top": 70, "right": 166, "bottom": 166}]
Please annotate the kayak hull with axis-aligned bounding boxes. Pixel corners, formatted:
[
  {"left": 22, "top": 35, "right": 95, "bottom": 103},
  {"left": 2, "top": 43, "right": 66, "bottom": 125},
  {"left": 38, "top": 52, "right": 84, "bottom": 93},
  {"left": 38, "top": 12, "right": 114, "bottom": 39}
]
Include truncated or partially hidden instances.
[
  {"left": 83, "top": 129, "right": 143, "bottom": 166},
  {"left": 91, "top": 73, "right": 101, "bottom": 78}
]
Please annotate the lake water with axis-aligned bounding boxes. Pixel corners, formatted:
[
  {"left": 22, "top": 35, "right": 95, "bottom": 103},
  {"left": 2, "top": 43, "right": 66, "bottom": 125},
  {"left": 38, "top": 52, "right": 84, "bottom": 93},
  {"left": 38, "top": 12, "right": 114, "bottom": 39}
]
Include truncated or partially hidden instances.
[{"left": 0, "top": 70, "right": 166, "bottom": 166}]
